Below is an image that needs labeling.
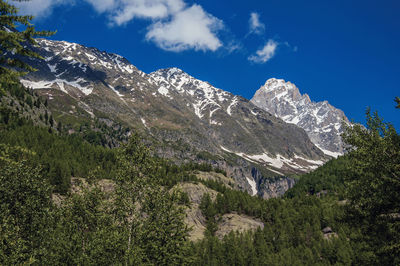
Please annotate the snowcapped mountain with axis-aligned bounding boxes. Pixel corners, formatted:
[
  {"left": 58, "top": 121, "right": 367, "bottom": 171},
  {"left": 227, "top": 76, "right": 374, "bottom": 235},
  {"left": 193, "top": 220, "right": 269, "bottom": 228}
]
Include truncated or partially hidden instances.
[
  {"left": 19, "top": 39, "right": 328, "bottom": 197},
  {"left": 149, "top": 68, "right": 233, "bottom": 121},
  {"left": 251, "top": 78, "right": 350, "bottom": 157}
]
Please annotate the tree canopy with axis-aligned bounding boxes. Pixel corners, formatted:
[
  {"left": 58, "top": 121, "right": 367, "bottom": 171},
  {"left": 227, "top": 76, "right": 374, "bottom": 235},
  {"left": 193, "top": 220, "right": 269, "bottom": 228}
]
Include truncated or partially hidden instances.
[{"left": 342, "top": 108, "right": 400, "bottom": 264}]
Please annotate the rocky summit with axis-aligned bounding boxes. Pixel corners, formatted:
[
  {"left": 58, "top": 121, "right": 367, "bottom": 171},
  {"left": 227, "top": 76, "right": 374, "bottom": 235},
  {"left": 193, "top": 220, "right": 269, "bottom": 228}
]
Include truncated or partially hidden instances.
[
  {"left": 251, "top": 78, "right": 350, "bottom": 157},
  {"left": 19, "top": 39, "right": 329, "bottom": 197}
]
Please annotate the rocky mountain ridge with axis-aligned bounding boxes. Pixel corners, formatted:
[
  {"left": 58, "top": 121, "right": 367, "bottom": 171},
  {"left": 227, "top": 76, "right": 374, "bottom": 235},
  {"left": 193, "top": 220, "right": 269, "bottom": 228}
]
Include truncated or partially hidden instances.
[
  {"left": 251, "top": 78, "right": 350, "bottom": 157},
  {"left": 19, "top": 38, "right": 328, "bottom": 197}
]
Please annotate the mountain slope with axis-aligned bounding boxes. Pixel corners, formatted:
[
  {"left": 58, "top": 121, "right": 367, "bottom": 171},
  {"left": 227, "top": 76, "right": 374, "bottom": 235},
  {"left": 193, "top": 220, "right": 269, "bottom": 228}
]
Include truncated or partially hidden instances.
[
  {"left": 251, "top": 78, "right": 350, "bottom": 157},
  {"left": 19, "top": 38, "right": 327, "bottom": 196}
]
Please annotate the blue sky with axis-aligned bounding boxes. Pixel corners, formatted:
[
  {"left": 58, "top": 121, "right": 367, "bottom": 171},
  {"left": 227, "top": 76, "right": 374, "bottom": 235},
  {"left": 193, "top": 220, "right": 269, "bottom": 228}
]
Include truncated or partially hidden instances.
[{"left": 15, "top": 0, "right": 400, "bottom": 128}]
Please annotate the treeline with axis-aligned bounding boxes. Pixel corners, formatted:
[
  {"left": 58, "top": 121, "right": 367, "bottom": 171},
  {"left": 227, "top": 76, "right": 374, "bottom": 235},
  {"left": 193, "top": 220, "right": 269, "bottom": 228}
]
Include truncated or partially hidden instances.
[
  {"left": 285, "top": 155, "right": 350, "bottom": 198},
  {"left": 0, "top": 109, "right": 118, "bottom": 193}
]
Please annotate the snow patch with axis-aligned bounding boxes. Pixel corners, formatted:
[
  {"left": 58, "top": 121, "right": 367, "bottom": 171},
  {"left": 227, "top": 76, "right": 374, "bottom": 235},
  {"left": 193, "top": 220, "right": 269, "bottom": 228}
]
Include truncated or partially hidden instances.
[
  {"left": 20, "top": 78, "right": 93, "bottom": 95},
  {"left": 246, "top": 177, "right": 258, "bottom": 196},
  {"left": 20, "top": 80, "right": 54, "bottom": 89},
  {"left": 220, "top": 146, "right": 285, "bottom": 175},
  {"left": 209, "top": 107, "right": 220, "bottom": 118},
  {"left": 108, "top": 84, "right": 124, "bottom": 98},
  {"left": 220, "top": 145, "right": 323, "bottom": 172},
  {"left": 315, "top": 145, "right": 342, "bottom": 158},
  {"left": 250, "top": 110, "right": 259, "bottom": 116},
  {"left": 247, "top": 153, "right": 284, "bottom": 168},
  {"left": 66, "top": 78, "right": 93, "bottom": 95},
  {"left": 141, "top": 118, "right": 148, "bottom": 129},
  {"left": 78, "top": 101, "right": 94, "bottom": 118},
  {"left": 227, "top": 97, "right": 238, "bottom": 116},
  {"left": 293, "top": 155, "right": 324, "bottom": 166},
  {"left": 193, "top": 101, "right": 204, "bottom": 119},
  {"left": 158, "top": 86, "right": 171, "bottom": 98},
  {"left": 47, "top": 63, "right": 57, "bottom": 73},
  {"left": 210, "top": 120, "right": 222, "bottom": 126},
  {"left": 56, "top": 81, "right": 67, "bottom": 93}
]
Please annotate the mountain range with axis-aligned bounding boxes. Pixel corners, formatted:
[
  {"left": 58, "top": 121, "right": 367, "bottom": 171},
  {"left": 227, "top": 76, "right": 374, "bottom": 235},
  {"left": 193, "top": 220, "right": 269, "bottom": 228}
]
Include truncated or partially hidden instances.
[{"left": 18, "top": 38, "right": 349, "bottom": 197}]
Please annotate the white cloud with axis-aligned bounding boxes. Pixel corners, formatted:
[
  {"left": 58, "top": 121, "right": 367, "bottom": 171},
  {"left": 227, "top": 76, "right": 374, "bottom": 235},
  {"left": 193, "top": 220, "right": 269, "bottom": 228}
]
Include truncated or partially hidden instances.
[
  {"left": 13, "top": 0, "right": 74, "bottom": 18},
  {"left": 145, "top": 4, "right": 223, "bottom": 52},
  {"left": 106, "top": 0, "right": 187, "bottom": 25},
  {"left": 13, "top": 0, "right": 225, "bottom": 53},
  {"left": 248, "top": 39, "right": 278, "bottom": 63},
  {"left": 83, "top": 0, "right": 223, "bottom": 52},
  {"left": 84, "top": 0, "right": 116, "bottom": 13},
  {"left": 248, "top": 12, "right": 265, "bottom": 35}
]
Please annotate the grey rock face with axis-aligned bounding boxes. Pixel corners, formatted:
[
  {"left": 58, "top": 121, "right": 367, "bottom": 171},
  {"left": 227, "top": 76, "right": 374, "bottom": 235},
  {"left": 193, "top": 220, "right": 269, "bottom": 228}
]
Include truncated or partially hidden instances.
[
  {"left": 251, "top": 78, "right": 350, "bottom": 157},
  {"left": 19, "top": 39, "right": 329, "bottom": 198}
]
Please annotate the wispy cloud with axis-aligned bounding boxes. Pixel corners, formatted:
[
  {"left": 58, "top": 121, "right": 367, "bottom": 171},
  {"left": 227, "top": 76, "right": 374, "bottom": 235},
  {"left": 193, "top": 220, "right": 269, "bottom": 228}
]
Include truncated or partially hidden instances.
[
  {"left": 248, "top": 39, "right": 278, "bottom": 63},
  {"left": 13, "top": 0, "right": 74, "bottom": 18},
  {"left": 248, "top": 12, "right": 265, "bottom": 35},
  {"left": 83, "top": 0, "right": 115, "bottom": 13}
]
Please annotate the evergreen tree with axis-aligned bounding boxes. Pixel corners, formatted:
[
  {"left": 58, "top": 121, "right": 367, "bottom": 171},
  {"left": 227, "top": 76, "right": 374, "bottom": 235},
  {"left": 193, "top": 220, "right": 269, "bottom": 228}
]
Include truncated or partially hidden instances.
[
  {"left": 49, "top": 114, "right": 54, "bottom": 127},
  {"left": 0, "top": 0, "right": 54, "bottom": 93},
  {"left": 342, "top": 108, "right": 400, "bottom": 264}
]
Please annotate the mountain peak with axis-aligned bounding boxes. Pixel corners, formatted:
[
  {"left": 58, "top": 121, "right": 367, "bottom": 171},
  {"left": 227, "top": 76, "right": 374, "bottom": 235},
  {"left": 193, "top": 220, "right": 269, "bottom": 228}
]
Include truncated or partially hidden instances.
[
  {"left": 262, "top": 78, "right": 297, "bottom": 91},
  {"left": 156, "top": 67, "right": 185, "bottom": 76},
  {"left": 254, "top": 78, "right": 307, "bottom": 109},
  {"left": 251, "top": 79, "right": 350, "bottom": 157}
]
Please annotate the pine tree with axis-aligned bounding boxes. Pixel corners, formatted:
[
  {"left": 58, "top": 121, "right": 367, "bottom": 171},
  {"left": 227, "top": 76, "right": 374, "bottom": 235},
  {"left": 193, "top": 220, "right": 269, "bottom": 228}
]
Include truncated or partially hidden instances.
[
  {"left": 342, "top": 108, "right": 400, "bottom": 264},
  {"left": 0, "top": 0, "right": 54, "bottom": 93},
  {"left": 49, "top": 114, "right": 54, "bottom": 127}
]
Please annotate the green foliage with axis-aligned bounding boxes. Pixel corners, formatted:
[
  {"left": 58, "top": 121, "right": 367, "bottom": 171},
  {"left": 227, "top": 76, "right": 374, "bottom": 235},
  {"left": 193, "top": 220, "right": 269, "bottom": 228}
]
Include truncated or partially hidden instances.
[
  {"left": 342, "top": 109, "right": 400, "bottom": 264},
  {"left": 0, "top": 118, "right": 117, "bottom": 193},
  {"left": 200, "top": 193, "right": 218, "bottom": 235},
  {"left": 0, "top": 134, "right": 194, "bottom": 264},
  {"left": 113, "top": 135, "right": 193, "bottom": 265},
  {"left": 0, "top": 145, "right": 54, "bottom": 264},
  {"left": 48, "top": 185, "right": 123, "bottom": 265},
  {"left": 285, "top": 155, "right": 350, "bottom": 199},
  {"left": 193, "top": 189, "right": 354, "bottom": 265}
]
